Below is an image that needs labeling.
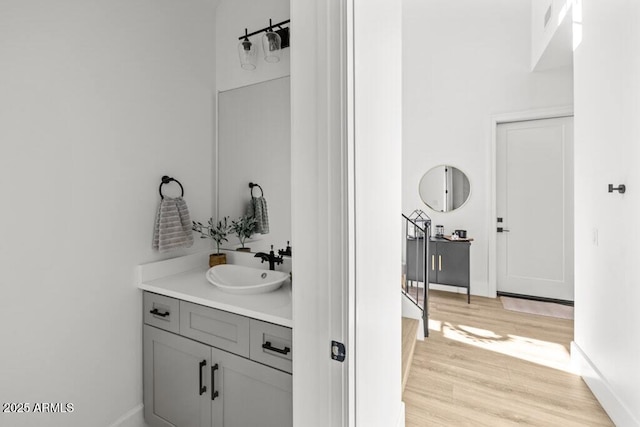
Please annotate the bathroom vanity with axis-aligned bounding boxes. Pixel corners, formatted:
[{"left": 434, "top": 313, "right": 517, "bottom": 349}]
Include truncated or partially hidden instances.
[{"left": 138, "top": 252, "right": 292, "bottom": 427}]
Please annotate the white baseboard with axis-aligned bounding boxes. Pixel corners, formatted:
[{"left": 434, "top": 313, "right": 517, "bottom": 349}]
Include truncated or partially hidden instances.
[
  {"left": 571, "top": 342, "right": 639, "bottom": 427},
  {"left": 396, "top": 402, "right": 406, "bottom": 427},
  {"left": 429, "top": 283, "right": 467, "bottom": 294},
  {"left": 108, "top": 404, "right": 147, "bottom": 427}
]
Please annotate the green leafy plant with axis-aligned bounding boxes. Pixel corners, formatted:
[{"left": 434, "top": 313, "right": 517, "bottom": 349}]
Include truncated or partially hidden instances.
[
  {"left": 192, "top": 217, "right": 230, "bottom": 254},
  {"left": 230, "top": 215, "right": 257, "bottom": 249}
]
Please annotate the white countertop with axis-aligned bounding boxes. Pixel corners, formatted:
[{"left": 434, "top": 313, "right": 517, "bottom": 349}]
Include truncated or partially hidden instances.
[{"left": 137, "top": 251, "right": 292, "bottom": 328}]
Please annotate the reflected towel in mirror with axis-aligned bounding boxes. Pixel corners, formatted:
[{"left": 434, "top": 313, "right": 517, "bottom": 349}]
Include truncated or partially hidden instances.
[{"left": 248, "top": 196, "right": 269, "bottom": 234}]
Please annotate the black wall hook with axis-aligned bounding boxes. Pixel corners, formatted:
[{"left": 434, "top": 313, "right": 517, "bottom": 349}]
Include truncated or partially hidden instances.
[
  {"left": 159, "top": 176, "right": 184, "bottom": 199},
  {"left": 608, "top": 184, "right": 626, "bottom": 194}
]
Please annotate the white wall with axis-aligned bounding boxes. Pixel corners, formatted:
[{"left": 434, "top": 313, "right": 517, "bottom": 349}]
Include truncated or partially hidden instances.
[
  {"left": 402, "top": 0, "right": 574, "bottom": 297},
  {"left": 290, "top": 0, "right": 351, "bottom": 424},
  {"left": 291, "top": 0, "right": 404, "bottom": 424},
  {"left": 216, "top": 0, "right": 290, "bottom": 92},
  {"left": 354, "top": 0, "right": 404, "bottom": 425},
  {"left": 0, "top": 1, "right": 217, "bottom": 426},
  {"left": 573, "top": 0, "right": 640, "bottom": 424},
  {"left": 531, "top": 0, "right": 574, "bottom": 70}
]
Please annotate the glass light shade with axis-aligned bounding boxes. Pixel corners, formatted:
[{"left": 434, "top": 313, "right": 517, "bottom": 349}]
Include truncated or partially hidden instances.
[
  {"left": 238, "top": 39, "right": 257, "bottom": 70},
  {"left": 262, "top": 31, "right": 281, "bottom": 63}
]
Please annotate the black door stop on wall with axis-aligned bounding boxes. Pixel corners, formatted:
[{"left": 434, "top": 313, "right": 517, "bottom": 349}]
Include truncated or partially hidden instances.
[{"left": 608, "top": 184, "right": 626, "bottom": 194}]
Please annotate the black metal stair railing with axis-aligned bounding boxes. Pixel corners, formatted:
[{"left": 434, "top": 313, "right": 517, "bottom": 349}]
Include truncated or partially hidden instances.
[{"left": 402, "top": 212, "right": 430, "bottom": 338}]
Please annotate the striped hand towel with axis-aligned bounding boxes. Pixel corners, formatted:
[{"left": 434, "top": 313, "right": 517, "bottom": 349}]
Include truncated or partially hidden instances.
[
  {"left": 152, "top": 197, "right": 194, "bottom": 252},
  {"left": 247, "top": 196, "right": 269, "bottom": 234}
]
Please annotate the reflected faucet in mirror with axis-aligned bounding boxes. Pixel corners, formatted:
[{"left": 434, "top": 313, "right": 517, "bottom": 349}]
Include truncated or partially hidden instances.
[
  {"left": 255, "top": 245, "right": 284, "bottom": 270},
  {"left": 278, "top": 241, "right": 292, "bottom": 257}
]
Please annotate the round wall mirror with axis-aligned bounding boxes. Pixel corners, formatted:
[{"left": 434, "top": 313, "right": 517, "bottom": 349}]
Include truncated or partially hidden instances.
[{"left": 419, "top": 165, "right": 471, "bottom": 212}]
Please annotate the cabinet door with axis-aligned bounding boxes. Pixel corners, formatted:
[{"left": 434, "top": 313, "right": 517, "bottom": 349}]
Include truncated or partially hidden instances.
[
  {"left": 405, "top": 238, "right": 425, "bottom": 282},
  {"left": 436, "top": 242, "right": 470, "bottom": 287},
  {"left": 144, "top": 325, "right": 212, "bottom": 427},
  {"left": 428, "top": 241, "right": 438, "bottom": 283},
  {"left": 211, "top": 348, "right": 292, "bottom": 427}
]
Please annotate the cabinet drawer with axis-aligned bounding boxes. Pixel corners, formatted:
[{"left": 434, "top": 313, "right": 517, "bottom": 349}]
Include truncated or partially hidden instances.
[
  {"left": 250, "top": 319, "right": 292, "bottom": 373},
  {"left": 143, "top": 292, "right": 180, "bottom": 334},
  {"left": 180, "top": 301, "right": 250, "bottom": 357}
]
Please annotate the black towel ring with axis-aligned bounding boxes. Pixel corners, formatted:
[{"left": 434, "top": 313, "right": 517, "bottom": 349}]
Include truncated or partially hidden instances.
[
  {"left": 159, "top": 176, "right": 184, "bottom": 199},
  {"left": 249, "top": 182, "right": 264, "bottom": 198}
]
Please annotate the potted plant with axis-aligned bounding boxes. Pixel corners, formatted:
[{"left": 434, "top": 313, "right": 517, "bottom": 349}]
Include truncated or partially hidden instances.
[
  {"left": 192, "top": 217, "right": 230, "bottom": 267},
  {"left": 230, "top": 215, "right": 257, "bottom": 252}
]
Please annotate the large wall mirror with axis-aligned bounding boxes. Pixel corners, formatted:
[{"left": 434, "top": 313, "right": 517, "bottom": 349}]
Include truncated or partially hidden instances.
[
  {"left": 419, "top": 165, "right": 471, "bottom": 212},
  {"left": 217, "top": 77, "right": 291, "bottom": 253}
]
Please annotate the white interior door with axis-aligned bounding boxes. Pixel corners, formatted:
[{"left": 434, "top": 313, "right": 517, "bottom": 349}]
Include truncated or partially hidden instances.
[{"left": 497, "top": 117, "right": 574, "bottom": 301}]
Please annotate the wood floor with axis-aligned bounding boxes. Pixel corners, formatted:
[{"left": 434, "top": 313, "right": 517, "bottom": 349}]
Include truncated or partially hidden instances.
[{"left": 403, "top": 290, "right": 613, "bottom": 427}]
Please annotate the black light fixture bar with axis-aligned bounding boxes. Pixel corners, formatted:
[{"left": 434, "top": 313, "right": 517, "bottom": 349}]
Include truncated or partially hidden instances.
[{"left": 238, "top": 19, "right": 290, "bottom": 40}]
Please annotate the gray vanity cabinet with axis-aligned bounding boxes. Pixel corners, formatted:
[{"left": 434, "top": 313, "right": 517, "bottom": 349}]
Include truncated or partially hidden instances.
[
  {"left": 211, "top": 347, "right": 293, "bottom": 427},
  {"left": 144, "top": 325, "right": 212, "bottom": 427},
  {"left": 143, "top": 292, "right": 292, "bottom": 427}
]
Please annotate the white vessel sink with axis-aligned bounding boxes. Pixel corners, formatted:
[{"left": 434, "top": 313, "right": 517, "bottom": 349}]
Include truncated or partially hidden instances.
[{"left": 206, "top": 264, "right": 288, "bottom": 295}]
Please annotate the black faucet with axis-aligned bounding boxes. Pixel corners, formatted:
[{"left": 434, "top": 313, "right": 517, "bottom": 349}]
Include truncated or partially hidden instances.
[
  {"left": 278, "top": 241, "right": 292, "bottom": 257},
  {"left": 254, "top": 245, "right": 284, "bottom": 271}
]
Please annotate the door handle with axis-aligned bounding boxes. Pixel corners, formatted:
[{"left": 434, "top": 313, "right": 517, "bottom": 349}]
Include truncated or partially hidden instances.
[
  {"left": 211, "top": 364, "right": 219, "bottom": 401},
  {"left": 431, "top": 255, "right": 435, "bottom": 271},
  {"left": 438, "top": 255, "right": 442, "bottom": 271},
  {"left": 198, "top": 360, "right": 207, "bottom": 395},
  {"left": 497, "top": 227, "right": 510, "bottom": 233}
]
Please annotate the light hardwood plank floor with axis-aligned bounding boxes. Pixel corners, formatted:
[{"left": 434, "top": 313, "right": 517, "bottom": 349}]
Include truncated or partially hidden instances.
[{"left": 403, "top": 290, "right": 613, "bottom": 427}]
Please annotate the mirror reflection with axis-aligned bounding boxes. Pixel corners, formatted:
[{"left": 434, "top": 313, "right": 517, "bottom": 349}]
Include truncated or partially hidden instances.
[
  {"left": 217, "top": 77, "right": 291, "bottom": 253},
  {"left": 419, "top": 165, "right": 470, "bottom": 212}
]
